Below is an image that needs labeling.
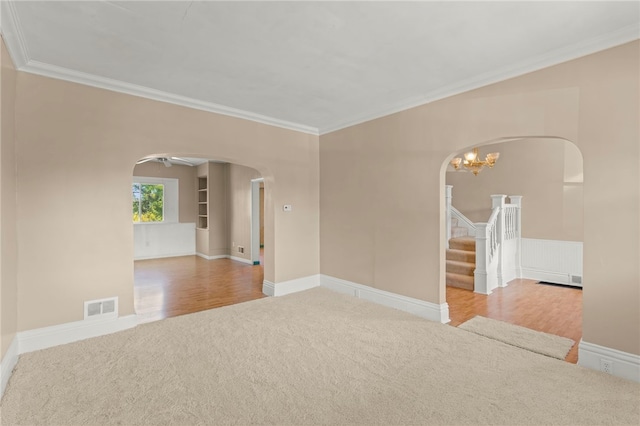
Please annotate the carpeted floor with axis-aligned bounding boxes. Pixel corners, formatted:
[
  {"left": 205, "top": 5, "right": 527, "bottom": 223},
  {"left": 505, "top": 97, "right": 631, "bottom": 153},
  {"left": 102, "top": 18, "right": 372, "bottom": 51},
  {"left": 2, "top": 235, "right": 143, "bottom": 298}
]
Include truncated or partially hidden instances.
[
  {"left": 458, "top": 315, "right": 575, "bottom": 360},
  {"left": 1, "top": 287, "right": 639, "bottom": 425}
]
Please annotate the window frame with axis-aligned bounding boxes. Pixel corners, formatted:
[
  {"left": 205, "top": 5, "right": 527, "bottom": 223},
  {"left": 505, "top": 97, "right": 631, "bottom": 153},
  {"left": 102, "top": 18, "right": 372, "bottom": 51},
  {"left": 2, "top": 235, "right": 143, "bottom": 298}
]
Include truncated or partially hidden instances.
[{"left": 132, "top": 182, "right": 165, "bottom": 223}]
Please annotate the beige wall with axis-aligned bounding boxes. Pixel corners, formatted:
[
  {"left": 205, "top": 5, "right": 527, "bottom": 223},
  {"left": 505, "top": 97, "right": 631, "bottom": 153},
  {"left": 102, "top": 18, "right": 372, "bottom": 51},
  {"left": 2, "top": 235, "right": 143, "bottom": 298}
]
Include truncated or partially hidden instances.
[
  {"left": 320, "top": 41, "right": 639, "bottom": 355},
  {"left": 227, "top": 163, "right": 261, "bottom": 261},
  {"left": 446, "top": 138, "right": 583, "bottom": 241},
  {"left": 133, "top": 161, "right": 197, "bottom": 223},
  {"left": 206, "top": 162, "right": 229, "bottom": 257},
  {"left": 15, "top": 72, "right": 320, "bottom": 331},
  {"left": 0, "top": 38, "right": 18, "bottom": 360}
]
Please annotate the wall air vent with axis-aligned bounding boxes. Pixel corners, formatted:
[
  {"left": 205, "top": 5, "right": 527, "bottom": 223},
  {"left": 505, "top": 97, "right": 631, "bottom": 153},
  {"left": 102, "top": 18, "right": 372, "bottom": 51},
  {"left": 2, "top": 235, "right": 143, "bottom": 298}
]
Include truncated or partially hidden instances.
[
  {"left": 571, "top": 275, "right": 582, "bottom": 285},
  {"left": 84, "top": 297, "right": 118, "bottom": 320}
]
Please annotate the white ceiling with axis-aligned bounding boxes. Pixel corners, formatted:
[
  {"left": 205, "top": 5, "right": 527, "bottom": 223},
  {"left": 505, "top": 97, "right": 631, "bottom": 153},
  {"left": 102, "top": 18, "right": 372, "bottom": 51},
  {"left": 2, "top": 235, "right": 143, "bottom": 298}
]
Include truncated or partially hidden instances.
[{"left": 1, "top": 1, "right": 639, "bottom": 135}]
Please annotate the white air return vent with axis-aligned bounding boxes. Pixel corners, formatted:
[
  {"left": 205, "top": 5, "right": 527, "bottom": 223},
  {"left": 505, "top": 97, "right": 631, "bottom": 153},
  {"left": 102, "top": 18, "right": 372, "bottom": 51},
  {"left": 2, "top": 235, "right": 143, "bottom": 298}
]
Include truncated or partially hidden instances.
[
  {"left": 84, "top": 297, "right": 118, "bottom": 320},
  {"left": 570, "top": 275, "right": 582, "bottom": 285}
]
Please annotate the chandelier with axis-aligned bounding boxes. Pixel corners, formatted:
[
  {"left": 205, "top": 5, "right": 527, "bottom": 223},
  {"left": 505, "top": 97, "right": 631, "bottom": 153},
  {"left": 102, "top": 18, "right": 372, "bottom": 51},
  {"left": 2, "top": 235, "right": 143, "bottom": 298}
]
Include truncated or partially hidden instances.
[{"left": 450, "top": 148, "right": 500, "bottom": 176}]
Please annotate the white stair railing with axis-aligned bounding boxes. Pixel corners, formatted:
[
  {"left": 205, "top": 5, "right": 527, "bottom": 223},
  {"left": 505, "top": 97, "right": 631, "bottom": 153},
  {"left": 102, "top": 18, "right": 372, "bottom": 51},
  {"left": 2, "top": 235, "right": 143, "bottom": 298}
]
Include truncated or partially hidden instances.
[
  {"left": 445, "top": 186, "right": 476, "bottom": 249},
  {"left": 446, "top": 186, "right": 522, "bottom": 294},
  {"left": 474, "top": 194, "right": 523, "bottom": 295}
]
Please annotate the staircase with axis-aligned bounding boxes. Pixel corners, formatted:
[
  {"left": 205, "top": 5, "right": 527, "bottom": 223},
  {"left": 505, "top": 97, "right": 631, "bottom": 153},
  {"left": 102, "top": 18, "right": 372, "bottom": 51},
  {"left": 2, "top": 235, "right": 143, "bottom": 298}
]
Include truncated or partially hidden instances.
[{"left": 446, "top": 218, "right": 476, "bottom": 290}]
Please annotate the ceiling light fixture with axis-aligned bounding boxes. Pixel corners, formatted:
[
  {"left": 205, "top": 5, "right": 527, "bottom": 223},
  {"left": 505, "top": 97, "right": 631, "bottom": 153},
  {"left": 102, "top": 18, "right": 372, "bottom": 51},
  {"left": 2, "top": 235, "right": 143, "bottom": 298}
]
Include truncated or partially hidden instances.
[{"left": 450, "top": 148, "right": 500, "bottom": 176}]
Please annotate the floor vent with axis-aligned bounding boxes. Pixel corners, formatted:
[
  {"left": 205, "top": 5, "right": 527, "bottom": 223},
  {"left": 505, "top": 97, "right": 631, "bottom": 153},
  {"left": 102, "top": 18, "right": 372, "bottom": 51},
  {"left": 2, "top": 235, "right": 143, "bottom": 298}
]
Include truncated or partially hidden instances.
[{"left": 84, "top": 297, "right": 118, "bottom": 320}]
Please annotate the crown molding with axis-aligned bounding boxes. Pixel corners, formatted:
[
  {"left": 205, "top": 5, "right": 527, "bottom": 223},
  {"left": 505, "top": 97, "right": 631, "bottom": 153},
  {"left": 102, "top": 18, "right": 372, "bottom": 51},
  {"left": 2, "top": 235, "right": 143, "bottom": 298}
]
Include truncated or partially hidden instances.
[
  {"left": 0, "top": 1, "right": 319, "bottom": 136},
  {"left": 21, "top": 60, "right": 320, "bottom": 135},
  {"left": 0, "top": 0, "right": 29, "bottom": 68},
  {"left": 2, "top": 0, "right": 638, "bottom": 137},
  {"left": 318, "top": 22, "right": 640, "bottom": 135}
]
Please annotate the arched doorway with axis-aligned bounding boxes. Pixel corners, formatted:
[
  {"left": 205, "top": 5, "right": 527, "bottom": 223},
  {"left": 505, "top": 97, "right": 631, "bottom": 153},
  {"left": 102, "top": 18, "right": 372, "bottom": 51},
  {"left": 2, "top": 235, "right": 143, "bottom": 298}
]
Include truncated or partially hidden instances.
[
  {"left": 131, "top": 155, "right": 268, "bottom": 322},
  {"left": 441, "top": 137, "right": 584, "bottom": 362}
]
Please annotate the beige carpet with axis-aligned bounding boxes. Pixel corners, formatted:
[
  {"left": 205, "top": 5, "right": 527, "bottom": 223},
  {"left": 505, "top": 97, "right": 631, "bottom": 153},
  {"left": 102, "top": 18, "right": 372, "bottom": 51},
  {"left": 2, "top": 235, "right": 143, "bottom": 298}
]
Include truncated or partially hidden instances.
[
  {"left": 458, "top": 315, "right": 575, "bottom": 360},
  {"left": 1, "top": 288, "right": 638, "bottom": 425}
]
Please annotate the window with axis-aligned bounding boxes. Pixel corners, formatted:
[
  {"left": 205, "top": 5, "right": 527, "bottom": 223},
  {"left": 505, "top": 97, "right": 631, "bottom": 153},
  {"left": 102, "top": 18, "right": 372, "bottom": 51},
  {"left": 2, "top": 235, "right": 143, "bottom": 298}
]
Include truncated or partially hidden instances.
[{"left": 132, "top": 183, "right": 164, "bottom": 222}]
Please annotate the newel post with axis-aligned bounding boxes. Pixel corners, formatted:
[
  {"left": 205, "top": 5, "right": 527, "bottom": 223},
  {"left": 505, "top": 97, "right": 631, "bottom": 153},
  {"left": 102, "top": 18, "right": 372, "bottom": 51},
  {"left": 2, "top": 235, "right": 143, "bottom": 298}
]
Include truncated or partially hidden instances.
[
  {"left": 490, "top": 195, "right": 506, "bottom": 286},
  {"left": 509, "top": 195, "right": 523, "bottom": 278},
  {"left": 445, "top": 185, "right": 453, "bottom": 249},
  {"left": 474, "top": 223, "right": 490, "bottom": 295}
]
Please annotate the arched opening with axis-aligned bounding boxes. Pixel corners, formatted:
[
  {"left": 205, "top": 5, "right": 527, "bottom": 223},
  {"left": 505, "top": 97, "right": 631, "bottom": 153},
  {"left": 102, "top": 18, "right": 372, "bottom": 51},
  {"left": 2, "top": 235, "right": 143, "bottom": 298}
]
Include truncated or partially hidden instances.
[
  {"left": 131, "top": 154, "right": 268, "bottom": 322},
  {"left": 441, "top": 137, "right": 584, "bottom": 362}
]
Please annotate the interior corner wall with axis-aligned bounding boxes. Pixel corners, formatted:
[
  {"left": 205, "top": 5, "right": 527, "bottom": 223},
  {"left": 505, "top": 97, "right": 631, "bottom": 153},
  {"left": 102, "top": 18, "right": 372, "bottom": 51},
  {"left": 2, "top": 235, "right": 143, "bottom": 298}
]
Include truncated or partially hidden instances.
[
  {"left": 320, "top": 41, "right": 639, "bottom": 356},
  {"left": 133, "top": 161, "right": 197, "bottom": 223},
  {"left": 207, "top": 162, "right": 229, "bottom": 257},
  {"left": 227, "top": 163, "right": 261, "bottom": 262},
  {"left": 446, "top": 138, "right": 584, "bottom": 242},
  {"left": 14, "top": 72, "right": 320, "bottom": 332},
  {"left": 0, "top": 36, "right": 18, "bottom": 360}
]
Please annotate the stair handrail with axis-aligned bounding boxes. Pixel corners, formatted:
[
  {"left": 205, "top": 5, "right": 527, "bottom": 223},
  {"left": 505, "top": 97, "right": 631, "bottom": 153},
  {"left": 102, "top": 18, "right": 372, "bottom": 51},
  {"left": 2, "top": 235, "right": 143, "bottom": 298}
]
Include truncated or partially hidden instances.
[
  {"left": 450, "top": 206, "right": 477, "bottom": 237},
  {"left": 474, "top": 195, "right": 523, "bottom": 295}
]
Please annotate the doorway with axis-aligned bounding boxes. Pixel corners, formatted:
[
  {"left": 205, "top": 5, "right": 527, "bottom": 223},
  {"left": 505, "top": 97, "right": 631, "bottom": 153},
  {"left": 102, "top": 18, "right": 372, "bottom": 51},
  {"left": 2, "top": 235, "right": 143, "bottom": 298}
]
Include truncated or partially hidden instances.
[
  {"left": 443, "top": 137, "right": 584, "bottom": 362},
  {"left": 133, "top": 157, "right": 268, "bottom": 322}
]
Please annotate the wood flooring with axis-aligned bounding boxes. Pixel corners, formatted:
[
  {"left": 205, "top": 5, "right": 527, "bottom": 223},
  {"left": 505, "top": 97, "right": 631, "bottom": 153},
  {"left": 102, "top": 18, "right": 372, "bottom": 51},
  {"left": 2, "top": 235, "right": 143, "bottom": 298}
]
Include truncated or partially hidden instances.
[
  {"left": 134, "top": 256, "right": 582, "bottom": 364},
  {"left": 447, "top": 279, "right": 582, "bottom": 363},
  {"left": 134, "top": 255, "right": 265, "bottom": 323}
]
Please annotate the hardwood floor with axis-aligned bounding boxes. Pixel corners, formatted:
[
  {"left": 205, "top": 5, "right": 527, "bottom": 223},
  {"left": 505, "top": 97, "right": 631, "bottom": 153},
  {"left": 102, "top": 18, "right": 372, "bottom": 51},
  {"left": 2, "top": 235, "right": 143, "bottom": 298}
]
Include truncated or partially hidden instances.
[
  {"left": 134, "top": 255, "right": 265, "bottom": 323},
  {"left": 135, "top": 256, "right": 581, "bottom": 364},
  {"left": 447, "top": 279, "right": 582, "bottom": 363}
]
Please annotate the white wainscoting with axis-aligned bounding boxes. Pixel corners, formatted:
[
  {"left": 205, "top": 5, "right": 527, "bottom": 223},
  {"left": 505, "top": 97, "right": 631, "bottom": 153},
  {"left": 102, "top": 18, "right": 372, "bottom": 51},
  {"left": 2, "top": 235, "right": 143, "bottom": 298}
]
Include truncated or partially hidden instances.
[
  {"left": 134, "top": 222, "right": 196, "bottom": 260},
  {"left": 520, "top": 238, "right": 583, "bottom": 287}
]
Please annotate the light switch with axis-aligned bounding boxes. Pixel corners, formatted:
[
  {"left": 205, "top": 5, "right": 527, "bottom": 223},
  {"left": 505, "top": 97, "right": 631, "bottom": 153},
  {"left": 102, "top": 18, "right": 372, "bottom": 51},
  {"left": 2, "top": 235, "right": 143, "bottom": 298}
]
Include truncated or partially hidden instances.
[{"left": 283, "top": 204, "right": 292, "bottom": 212}]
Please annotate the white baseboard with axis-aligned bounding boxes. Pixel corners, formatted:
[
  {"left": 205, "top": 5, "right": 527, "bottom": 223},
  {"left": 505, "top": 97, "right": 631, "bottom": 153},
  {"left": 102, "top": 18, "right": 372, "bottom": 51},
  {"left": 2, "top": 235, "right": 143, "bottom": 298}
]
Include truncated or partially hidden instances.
[
  {"left": 0, "top": 337, "right": 19, "bottom": 398},
  {"left": 262, "top": 280, "right": 275, "bottom": 296},
  {"left": 18, "top": 315, "right": 138, "bottom": 355},
  {"left": 521, "top": 268, "right": 574, "bottom": 286},
  {"left": 320, "top": 275, "right": 450, "bottom": 324},
  {"left": 195, "top": 253, "right": 254, "bottom": 265},
  {"left": 228, "top": 255, "right": 253, "bottom": 265},
  {"left": 134, "top": 250, "right": 195, "bottom": 261},
  {"left": 263, "top": 274, "right": 321, "bottom": 297},
  {"left": 578, "top": 340, "right": 640, "bottom": 383},
  {"left": 196, "top": 253, "right": 227, "bottom": 260}
]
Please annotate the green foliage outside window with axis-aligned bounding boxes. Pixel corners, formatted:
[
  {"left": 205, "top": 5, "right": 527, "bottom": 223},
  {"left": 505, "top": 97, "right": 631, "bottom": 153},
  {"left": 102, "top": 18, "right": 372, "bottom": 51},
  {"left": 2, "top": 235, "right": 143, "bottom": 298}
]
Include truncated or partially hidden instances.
[{"left": 133, "top": 183, "right": 164, "bottom": 222}]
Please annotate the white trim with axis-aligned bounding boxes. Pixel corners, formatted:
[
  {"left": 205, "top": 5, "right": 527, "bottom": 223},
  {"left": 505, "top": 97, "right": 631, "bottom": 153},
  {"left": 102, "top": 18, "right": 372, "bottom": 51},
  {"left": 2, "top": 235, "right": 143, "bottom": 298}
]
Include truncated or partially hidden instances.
[
  {"left": 272, "top": 274, "right": 321, "bottom": 297},
  {"left": 228, "top": 255, "right": 253, "bottom": 265},
  {"left": 194, "top": 253, "right": 253, "bottom": 265},
  {"left": 262, "top": 280, "right": 275, "bottom": 297},
  {"left": 450, "top": 206, "right": 476, "bottom": 237},
  {"left": 262, "top": 275, "right": 322, "bottom": 297},
  {"left": 134, "top": 250, "right": 196, "bottom": 261},
  {"left": 0, "top": 0, "right": 29, "bottom": 68},
  {"left": 520, "top": 238, "right": 583, "bottom": 287},
  {"left": 0, "top": 337, "right": 19, "bottom": 398},
  {"left": 320, "top": 275, "right": 450, "bottom": 324},
  {"left": 578, "top": 340, "right": 640, "bottom": 383},
  {"left": 3, "top": 0, "right": 637, "bottom": 137},
  {"left": 18, "top": 315, "right": 138, "bottom": 355},
  {"left": 250, "top": 180, "right": 261, "bottom": 265},
  {"left": 19, "top": 59, "right": 319, "bottom": 136},
  {"left": 196, "top": 253, "right": 227, "bottom": 260},
  {"left": 319, "top": 23, "right": 640, "bottom": 134},
  {"left": 521, "top": 268, "right": 573, "bottom": 286}
]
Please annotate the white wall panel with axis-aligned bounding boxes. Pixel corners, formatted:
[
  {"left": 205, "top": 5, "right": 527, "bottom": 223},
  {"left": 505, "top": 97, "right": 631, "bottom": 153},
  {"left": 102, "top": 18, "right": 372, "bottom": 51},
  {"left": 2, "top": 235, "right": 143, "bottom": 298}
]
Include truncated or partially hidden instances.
[
  {"left": 134, "top": 223, "right": 196, "bottom": 260},
  {"left": 521, "top": 238, "right": 583, "bottom": 286}
]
